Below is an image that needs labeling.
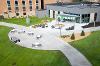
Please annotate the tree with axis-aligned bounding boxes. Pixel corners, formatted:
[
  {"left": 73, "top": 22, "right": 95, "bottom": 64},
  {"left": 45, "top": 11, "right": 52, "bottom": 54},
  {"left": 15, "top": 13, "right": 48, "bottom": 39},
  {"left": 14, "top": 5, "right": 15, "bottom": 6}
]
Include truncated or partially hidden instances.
[
  {"left": 70, "top": 33, "right": 75, "bottom": 40},
  {"left": 81, "top": 30, "right": 85, "bottom": 36}
]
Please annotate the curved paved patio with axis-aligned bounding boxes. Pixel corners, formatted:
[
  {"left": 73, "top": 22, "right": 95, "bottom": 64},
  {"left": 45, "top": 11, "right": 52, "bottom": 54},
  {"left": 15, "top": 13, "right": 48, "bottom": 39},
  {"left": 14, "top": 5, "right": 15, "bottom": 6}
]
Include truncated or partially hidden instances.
[{"left": 0, "top": 21, "right": 93, "bottom": 66}]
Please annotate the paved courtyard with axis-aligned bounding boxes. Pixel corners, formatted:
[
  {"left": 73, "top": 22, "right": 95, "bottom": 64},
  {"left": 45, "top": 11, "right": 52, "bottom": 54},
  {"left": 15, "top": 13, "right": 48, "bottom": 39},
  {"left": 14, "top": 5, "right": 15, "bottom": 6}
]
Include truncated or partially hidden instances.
[{"left": 0, "top": 20, "right": 96, "bottom": 66}]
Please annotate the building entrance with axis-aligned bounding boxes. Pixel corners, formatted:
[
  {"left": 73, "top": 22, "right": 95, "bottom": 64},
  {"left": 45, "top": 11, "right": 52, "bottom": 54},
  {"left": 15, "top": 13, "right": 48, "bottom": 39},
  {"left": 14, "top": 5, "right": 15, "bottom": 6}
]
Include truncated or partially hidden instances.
[{"left": 57, "top": 14, "right": 80, "bottom": 23}]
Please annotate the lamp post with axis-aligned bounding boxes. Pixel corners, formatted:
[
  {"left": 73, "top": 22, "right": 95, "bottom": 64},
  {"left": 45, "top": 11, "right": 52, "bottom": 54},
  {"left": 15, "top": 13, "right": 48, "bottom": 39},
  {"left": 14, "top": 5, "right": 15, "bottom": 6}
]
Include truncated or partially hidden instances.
[
  {"left": 74, "top": 17, "right": 76, "bottom": 31},
  {"left": 57, "top": 17, "right": 62, "bottom": 36},
  {"left": 26, "top": 15, "right": 30, "bottom": 25},
  {"left": 93, "top": 21, "right": 95, "bottom": 27}
]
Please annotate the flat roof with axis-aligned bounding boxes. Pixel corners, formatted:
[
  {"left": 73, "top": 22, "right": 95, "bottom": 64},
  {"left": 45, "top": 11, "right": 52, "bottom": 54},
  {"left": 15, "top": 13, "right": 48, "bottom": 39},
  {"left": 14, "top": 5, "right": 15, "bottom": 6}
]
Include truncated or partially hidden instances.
[
  {"left": 57, "top": 14, "right": 80, "bottom": 17},
  {"left": 47, "top": 2, "right": 100, "bottom": 8}
]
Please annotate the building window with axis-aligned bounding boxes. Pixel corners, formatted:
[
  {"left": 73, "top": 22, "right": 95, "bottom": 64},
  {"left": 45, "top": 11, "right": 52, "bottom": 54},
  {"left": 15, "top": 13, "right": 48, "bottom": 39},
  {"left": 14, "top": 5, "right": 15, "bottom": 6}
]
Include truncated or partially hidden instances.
[
  {"left": 63, "top": 12, "right": 67, "bottom": 14},
  {"left": 29, "top": 0, "right": 32, "bottom": 5},
  {"left": 94, "top": 13, "right": 97, "bottom": 21},
  {"left": 15, "top": 1, "right": 18, "bottom": 6},
  {"left": 49, "top": 10, "right": 50, "bottom": 17},
  {"left": 22, "top": 0, "right": 25, "bottom": 6},
  {"left": 29, "top": 0, "right": 32, "bottom": 11},
  {"left": 15, "top": 7, "right": 19, "bottom": 10},
  {"left": 23, "top": 7, "right": 26, "bottom": 11},
  {"left": 36, "top": 6, "right": 38, "bottom": 9},
  {"left": 82, "top": 15, "right": 84, "bottom": 19},
  {"left": 23, "top": 13, "right": 26, "bottom": 15},
  {"left": 7, "top": 0, "right": 11, "bottom": 6},
  {"left": 58, "top": 11, "right": 60, "bottom": 14},
  {"left": 82, "top": 14, "right": 90, "bottom": 23},
  {"left": 8, "top": 10, "right": 12, "bottom": 12},
  {"left": 36, "top": 0, "right": 39, "bottom": 10},
  {"left": 41, "top": 0, "right": 44, "bottom": 9},
  {"left": 15, "top": 7, "right": 19, "bottom": 12},
  {"left": 36, "top": 0, "right": 38, "bottom": 3},
  {"left": 30, "top": 6, "right": 32, "bottom": 11},
  {"left": 16, "top": 13, "right": 19, "bottom": 16},
  {"left": 8, "top": 7, "right": 11, "bottom": 10},
  {"left": 53, "top": 11, "right": 55, "bottom": 18}
]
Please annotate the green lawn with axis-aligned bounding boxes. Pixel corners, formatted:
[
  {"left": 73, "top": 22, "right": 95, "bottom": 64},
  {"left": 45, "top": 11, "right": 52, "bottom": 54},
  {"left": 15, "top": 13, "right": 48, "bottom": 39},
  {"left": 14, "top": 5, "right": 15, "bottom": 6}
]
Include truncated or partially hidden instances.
[
  {"left": 0, "top": 26, "right": 70, "bottom": 66},
  {"left": 0, "top": 16, "right": 53, "bottom": 26},
  {"left": 70, "top": 31, "right": 100, "bottom": 66}
]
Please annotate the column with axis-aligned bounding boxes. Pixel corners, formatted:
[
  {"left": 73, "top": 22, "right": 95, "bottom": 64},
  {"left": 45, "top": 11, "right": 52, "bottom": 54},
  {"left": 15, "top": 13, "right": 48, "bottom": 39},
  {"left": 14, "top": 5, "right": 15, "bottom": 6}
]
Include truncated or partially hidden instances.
[
  {"left": 90, "top": 13, "right": 95, "bottom": 23},
  {"left": 50, "top": 10, "right": 53, "bottom": 18},
  {"left": 55, "top": 11, "right": 58, "bottom": 19},
  {"left": 80, "top": 14, "right": 82, "bottom": 23}
]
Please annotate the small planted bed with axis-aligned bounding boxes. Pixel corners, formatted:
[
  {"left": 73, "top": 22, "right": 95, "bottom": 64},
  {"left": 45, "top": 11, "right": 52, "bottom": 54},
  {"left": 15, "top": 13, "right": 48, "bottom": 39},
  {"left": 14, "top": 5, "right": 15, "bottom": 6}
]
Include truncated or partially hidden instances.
[{"left": 0, "top": 16, "right": 53, "bottom": 26}]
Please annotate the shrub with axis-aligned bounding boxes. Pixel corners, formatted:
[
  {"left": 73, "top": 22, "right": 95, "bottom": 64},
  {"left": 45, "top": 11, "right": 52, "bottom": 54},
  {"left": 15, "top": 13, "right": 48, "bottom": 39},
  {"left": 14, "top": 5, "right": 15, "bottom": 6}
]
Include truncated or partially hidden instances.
[
  {"left": 70, "top": 33, "right": 75, "bottom": 40},
  {"left": 81, "top": 30, "right": 85, "bottom": 36},
  {"left": 12, "top": 62, "right": 16, "bottom": 66}
]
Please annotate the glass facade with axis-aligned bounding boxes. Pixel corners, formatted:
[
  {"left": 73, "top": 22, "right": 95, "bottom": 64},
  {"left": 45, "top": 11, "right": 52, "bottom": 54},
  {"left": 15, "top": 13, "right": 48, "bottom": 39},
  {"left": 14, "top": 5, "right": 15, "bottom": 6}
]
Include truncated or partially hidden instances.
[
  {"left": 81, "top": 14, "right": 90, "bottom": 23},
  {"left": 57, "top": 14, "right": 80, "bottom": 23}
]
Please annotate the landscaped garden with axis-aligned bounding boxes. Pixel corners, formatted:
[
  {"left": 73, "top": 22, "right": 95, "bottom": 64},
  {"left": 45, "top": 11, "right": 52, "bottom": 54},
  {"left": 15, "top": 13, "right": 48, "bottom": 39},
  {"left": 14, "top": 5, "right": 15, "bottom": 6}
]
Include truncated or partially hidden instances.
[
  {"left": 0, "top": 16, "right": 53, "bottom": 26},
  {"left": 70, "top": 31, "right": 100, "bottom": 66},
  {"left": 0, "top": 26, "right": 70, "bottom": 66}
]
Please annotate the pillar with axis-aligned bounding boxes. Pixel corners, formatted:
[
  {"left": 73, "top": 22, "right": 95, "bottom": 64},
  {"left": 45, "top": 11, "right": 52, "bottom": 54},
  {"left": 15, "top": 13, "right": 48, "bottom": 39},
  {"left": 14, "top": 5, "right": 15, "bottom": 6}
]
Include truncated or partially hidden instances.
[{"left": 80, "top": 14, "right": 82, "bottom": 23}]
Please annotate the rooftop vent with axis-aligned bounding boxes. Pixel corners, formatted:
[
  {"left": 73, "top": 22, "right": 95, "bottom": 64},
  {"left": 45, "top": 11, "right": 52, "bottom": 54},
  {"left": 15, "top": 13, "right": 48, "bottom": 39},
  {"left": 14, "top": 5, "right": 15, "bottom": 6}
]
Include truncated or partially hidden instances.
[{"left": 56, "top": 0, "right": 64, "bottom": 6}]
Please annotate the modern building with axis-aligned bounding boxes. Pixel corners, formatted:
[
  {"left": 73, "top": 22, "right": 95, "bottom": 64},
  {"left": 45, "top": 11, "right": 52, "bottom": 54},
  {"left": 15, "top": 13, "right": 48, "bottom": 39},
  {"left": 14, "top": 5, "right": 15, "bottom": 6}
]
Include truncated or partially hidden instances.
[
  {"left": 0, "top": 0, "right": 36, "bottom": 18},
  {"left": 83, "top": 0, "right": 100, "bottom": 2},
  {"left": 0, "top": 0, "right": 73, "bottom": 18},
  {"left": 45, "top": 2, "right": 100, "bottom": 23}
]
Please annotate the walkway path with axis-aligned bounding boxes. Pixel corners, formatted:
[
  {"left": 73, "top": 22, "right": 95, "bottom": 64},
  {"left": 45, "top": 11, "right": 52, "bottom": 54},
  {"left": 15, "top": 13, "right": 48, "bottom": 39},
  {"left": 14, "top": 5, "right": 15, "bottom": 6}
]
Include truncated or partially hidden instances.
[{"left": 0, "top": 21, "right": 95, "bottom": 66}]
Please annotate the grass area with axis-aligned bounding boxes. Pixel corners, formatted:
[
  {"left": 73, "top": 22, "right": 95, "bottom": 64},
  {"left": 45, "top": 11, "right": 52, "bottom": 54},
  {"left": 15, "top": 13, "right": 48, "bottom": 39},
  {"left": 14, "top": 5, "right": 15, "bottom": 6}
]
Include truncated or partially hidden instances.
[
  {"left": 70, "top": 31, "right": 100, "bottom": 66},
  {"left": 0, "top": 26, "right": 70, "bottom": 66},
  {"left": 0, "top": 16, "right": 53, "bottom": 26}
]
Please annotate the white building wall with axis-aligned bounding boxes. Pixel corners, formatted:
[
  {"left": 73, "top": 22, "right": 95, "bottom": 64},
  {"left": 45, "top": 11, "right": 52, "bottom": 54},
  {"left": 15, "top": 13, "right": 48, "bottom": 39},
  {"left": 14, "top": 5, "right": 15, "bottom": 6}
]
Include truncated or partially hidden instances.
[
  {"left": 90, "top": 13, "right": 95, "bottom": 22},
  {"left": 83, "top": 0, "right": 99, "bottom": 2},
  {"left": 60, "top": 11, "right": 63, "bottom": 14},
  {"left": 50, "top": 10, "right": 53, "bottom": 18},
  {"left": 55, "top": 11, "right": 58, "bottom": 19}
]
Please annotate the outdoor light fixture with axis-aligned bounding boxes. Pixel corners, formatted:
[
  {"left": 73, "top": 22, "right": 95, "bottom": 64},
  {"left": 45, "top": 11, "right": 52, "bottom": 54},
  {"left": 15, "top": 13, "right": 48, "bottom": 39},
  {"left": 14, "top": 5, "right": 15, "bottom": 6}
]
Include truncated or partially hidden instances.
[
  {"left": 26, "top": 15, "right": 30, "bottom": 25},
  {"left": 57, "top": 17, "right": 62, "bottom": 36}
]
